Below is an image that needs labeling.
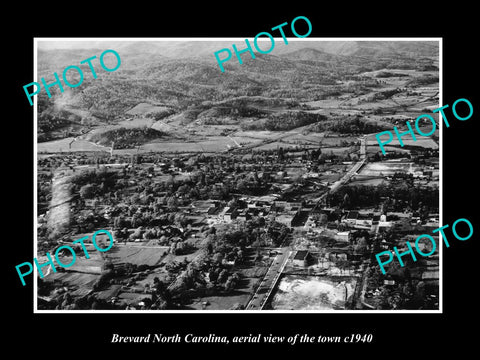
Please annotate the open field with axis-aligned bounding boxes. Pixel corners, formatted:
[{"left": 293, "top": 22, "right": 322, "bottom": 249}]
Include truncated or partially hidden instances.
[
  {"left": 117, "top": 117, "right": 157, "bottom": 128},
  {"left": 359, "top": 161, "right": 414, "bottom": 176},
  {"left": 107, "top": 245, "right": 169, "bottom": 267},
  {"left": 347, "top": 176, "right": 386, "bottom": 186},
  {"left": 139, "top": 137, "right": 234, "bottom": 152},
  {"left": 38, "top": 138, "right": 110, "bottom": 153},
  {"left": 366, "top": 136, "right": 438, "bottom": 150}
]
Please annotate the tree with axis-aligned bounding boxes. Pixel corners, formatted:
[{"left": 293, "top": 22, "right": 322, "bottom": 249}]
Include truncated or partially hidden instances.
[
  {"left": 130, "top": 227, "right": 143, "bottom": 241},
  {"left": 319, "top": 213, "right": 328, "bottom": 225},
  {"left": 354, "top": 237, "right": 368, "bottom": 255},
  {"left": 174, "top": 213, "right": 188, "bottom": 228},
  {"left": 218, "top": 269, "right": 228, "bottom": 283},
  {"left": 79, "top": 184, "right": 96, "bottom": 199},
  {"left": 224, "top": 276, "right": 237, "bottom": 291},
  {"left": 143, "top": 228, "right": 157, "bottom": 240},
  {"left": 174, "top": 241, "right": 185, "bottom": 255},
  {"left": 113, "top": 216, "right": 126, "bottom": 229},
  {"left": 167, "top": 196, "right": 178, "bottom": 211},
  {"left": 213, "top": 252, "right": 224, "bottom": 264}
]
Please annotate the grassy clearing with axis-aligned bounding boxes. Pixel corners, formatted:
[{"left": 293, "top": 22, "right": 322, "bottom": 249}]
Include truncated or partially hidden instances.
[
  {"left": 38, "top": 138, "right": 110, "bottom": 153},
  {"left": 107, "top": 246, "right": 169, "bottom": 267}
]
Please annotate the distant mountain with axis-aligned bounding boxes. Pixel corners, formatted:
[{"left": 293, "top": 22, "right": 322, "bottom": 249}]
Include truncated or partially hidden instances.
[
  {"left": 37, "top": 40, "right": 438, "bottom": 71},
  {"left": 315, "top": 41, "right": 438, "bottom": 58},
  {"left": 272, "top": 41, "right": 438, "bottom": 59},
  {"left": 35, "top": 39, "right": 439, "bottom": 140}
]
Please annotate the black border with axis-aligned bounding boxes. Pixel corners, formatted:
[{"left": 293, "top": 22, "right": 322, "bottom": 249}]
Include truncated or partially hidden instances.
[{"left": 8, "top": 3, "right": 478, "bottom": 355}]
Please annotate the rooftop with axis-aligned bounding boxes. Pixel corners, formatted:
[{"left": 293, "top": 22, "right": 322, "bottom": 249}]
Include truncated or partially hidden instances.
[{"left": 293, "top": 250, "right": 310, "bottom": 260}]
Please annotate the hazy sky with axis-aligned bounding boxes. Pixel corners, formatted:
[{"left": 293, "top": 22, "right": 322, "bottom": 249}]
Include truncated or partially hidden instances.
[{"left": 36, "top": 39, "right": 439, "bottom": 61}]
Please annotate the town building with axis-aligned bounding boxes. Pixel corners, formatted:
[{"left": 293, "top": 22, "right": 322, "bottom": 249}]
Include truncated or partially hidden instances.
[{"left": 291, "top": 250, "right": 312, "bottom": 267}]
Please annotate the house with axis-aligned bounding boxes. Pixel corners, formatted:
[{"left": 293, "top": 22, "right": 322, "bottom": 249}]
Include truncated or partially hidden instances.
[
  {"left": 292, "top": 250, "right": 312, "bottom": 267},
  {"left": 355, "top": 213, "right": 374, "bottom": 227},
  {"left": 236, "top": 211, "right": 251, "bottom": 222},
  {"left": 223, "top": 207, "right": 238, "bottom": 221},
  {"left": 275, "top": 214, "right": 295, "bottom": 227},
  {"left": 335, "top": 231, "right": 351, "bottom": 242}
]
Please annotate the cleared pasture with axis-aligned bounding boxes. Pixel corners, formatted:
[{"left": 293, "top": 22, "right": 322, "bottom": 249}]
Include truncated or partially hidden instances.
[
  {"left": 107, "top": 246, "right": 169, "bottom": 267},
  {"left": 38, "top": 138, "right": 110, "bottom": 153}
]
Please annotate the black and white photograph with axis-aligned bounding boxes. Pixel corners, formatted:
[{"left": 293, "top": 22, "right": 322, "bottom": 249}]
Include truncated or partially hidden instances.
[{"left": 33, "top": 38, "right": 441, "bottom": 312}]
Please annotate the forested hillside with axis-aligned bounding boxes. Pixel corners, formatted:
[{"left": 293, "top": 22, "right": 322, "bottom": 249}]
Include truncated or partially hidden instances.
[{"left": 36, "top": 41, "right": 439, "bottom": 143}]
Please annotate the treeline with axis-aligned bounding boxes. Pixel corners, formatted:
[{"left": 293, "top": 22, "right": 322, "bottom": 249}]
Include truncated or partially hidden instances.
[
  {"left": 406, "top": 75, "right": 439, "bottom": 87},
  {"left": 198, "top": 105, "right": 268, "bottom": 120},
  {"left": 327, "top": 184, "right": 439, "bottom": 211},
  {"left": 241, "top": 111, "right": 326, "bottom": 131},
  {"left": 375, "top": 71, "right": 409, "bottom": 78},
  {"left": 37, "top": 107, "right": 82, "bottom": 140},
  {"left": 90, "top": 127, "right": 166, "bottom": 149},
  {"left": 311, "top": 116, "right": 388, "bottom": 134}
]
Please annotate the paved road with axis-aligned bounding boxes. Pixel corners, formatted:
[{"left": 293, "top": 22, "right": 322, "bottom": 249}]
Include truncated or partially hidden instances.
[{"left": 246, "top": 247, "right": 291, "bottom": 310}]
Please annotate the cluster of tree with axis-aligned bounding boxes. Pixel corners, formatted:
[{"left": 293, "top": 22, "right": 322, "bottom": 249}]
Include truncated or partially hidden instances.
[
  {"left": 149, "top": 277, "right": 173, "bottom": 309},
  {"left": 368, "top": 260, "right": 434, "bottom": 310},
  {"left": 240, "top": 111, "right": 326, "bottom": 131},
  {"left": 327, "top": 184, "right": 439, "bottom": 212},
  {"left": 37, "top": 173, "right": 53, "bottom": 205},
  {"left": 37, "top": 106, "right": 82, "bottom": 139},
  {"left": 170, "top": 240, "right": 195, "bottom": 255},
  {"left": 310, "top": 116, "right": 388, "bottom": 134},
  {"left": 372, "top": 88, "right": 402, "bottom": 100},
  {"left": 77, "top": 79, "right": 183, "bottom": 120},
  {"left": 375, "top": 71, "right": 410, "bottom": 78},
  {"left": 93, "top": 268, "right": 116, "bottom": 291},
  {"left": 90, "top": 127, "right": 167, "bottom": 149},
  {"left": 406, "top": 75, "right": 439, "bottom": 87},
  {"left": 198, "top": 104, "right": 268, "bottom": 120},
  {"left": 215, "top": 96, "right": 300, "bottom": 109},
  {"left": 38, "top": 290, "right": 115, "bottom": 310},
  {"left": 72, "top": 169, "right": 117, "bottom": 201},
  {"left": 69, "top": 208, "right": 108, "bottom": 234}
]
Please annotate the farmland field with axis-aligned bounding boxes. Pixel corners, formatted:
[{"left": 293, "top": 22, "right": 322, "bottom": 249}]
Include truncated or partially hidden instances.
[
  {"left": 107, "top": 245, "right": 169, "bottom": 267},
  {"left": 358, "top": 160, "right": 413, "bottom": 176},
  {"left": 38, "top": 138, "right": 110, "bottom": 153},
  {"left": 117, "top": 117, "right": 157, "bottom": 128},
  {"left": 366, "top": 136, "right": 438, "bottom": 150}
]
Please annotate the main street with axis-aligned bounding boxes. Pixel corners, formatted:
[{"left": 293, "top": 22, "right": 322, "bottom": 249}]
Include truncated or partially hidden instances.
[
  {"left": 246, "top": 135, "right": 369, "bottom": 310},
  {"left": 245, "top": 247, "right": 291, "bottom": 310}
]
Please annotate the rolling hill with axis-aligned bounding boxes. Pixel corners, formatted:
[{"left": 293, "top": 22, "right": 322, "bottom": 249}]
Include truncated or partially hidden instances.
[{"left": 36, "top": 40, "right": 439, "bottom": 143}]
